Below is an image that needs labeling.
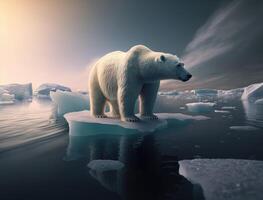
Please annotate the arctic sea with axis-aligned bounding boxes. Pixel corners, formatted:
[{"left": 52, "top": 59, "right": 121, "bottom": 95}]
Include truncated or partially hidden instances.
[{"left": 0, "top": 94, "right": 263, "bottom": 200}]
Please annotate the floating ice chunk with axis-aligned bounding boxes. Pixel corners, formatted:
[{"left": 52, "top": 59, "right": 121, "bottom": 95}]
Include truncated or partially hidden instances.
[
  {"left": 50, "top": 91, "right": 89, "bottom": 116},
  {"left": 193, "top": 89, "right": 218, "bottom": 97},
  {"left": 0, "top": 100, "right": 15, "bottom": 105},
  {"left": 214, "top": 110, "right": 230, "bottom": 113},
  {"left": 255, "top": 98, "right": 263, "bottom": 105},
  {"left": 158, "top": 90, "right": 179, "bottom": 96},
  {"left": 35, "top": 83, "right": 71, "bottom": 97},
  {"left": 64, "top": 111, "right": 210, "bottom": 135},
  {"left": 229, "top": 126, "right": 259, "bottom": 131},
  {"left": 179, "top": 159, "right": 263, "bottom": 200},
  {"left": 0, "top": 83, "right": 32, "bottom": 100},
  {"left": 88, "top": 160, "right": 124, "bottom": 172},
  {"left": 221, "top": 106, "right": 236, "bottom": 110},
  {"left": 157, "top": 91, "right": 197, "bottom": 101},
  {"left": 242, "top": 82, "right": 263, "bottom": 102},
  {"left": 186, "top": 102, "right": 215, "bottom": 113}
]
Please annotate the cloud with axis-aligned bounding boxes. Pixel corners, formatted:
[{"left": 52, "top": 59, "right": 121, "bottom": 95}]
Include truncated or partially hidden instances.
[
  {"left": 161, "top": 0, "right": 263, "bottom": 90},
  {"left": 182, "top": 0, "right": 251, "bottom": 68}
]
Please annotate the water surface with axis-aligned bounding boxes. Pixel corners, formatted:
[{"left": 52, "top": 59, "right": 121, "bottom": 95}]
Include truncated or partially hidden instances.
[{"left": 0, "top": 97, "right": 262, "bottom": 200}]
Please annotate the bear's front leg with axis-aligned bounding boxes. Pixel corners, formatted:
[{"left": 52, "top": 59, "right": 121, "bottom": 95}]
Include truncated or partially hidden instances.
[
  {"left": 139, "top": 82, "right": 160, "bottom": 120},
  {"left": 118, "top": 83, "right": 141, "bottom": 122}
]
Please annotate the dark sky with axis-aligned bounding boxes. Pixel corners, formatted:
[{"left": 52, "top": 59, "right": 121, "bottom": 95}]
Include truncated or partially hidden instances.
[{"left": 1, "top": 0, "right": 263, "bottom": 90}]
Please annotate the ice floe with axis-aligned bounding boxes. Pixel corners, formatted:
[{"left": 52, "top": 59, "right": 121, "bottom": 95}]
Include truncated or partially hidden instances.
[
  {"left": 214, "top": 110, "right": 230, "bottom": 113},
  {"left": 186, "top": 102, "right": 215, "bottom": 113},
  {"left": 193, "top": 89, "right": 218, "bottom": 97},
  {"left": 64, "top": 111, "right": 210, "bottom": 135},
  {"left": 158, "top": 90, "right": 180, "bottom": 96},
  {"left": 229, "top": 126, "right": 259, "bottom": 131},
  {"left": 179, "top": 159, "right": 263, "bottom": 200},
  {"left": 255, "top": 98, "right": 263, "bottom": 105}
]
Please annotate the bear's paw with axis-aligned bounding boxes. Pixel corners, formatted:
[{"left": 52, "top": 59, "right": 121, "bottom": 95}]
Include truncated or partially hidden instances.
[
  {"left": 123, "top": 116, "right": 140, "bottom": 123},
  {"left": 141, "top": 114, "right": 159, "bottom": 120},
  {"left": 94, "top": 114, "right": 107, "bottom": 118}
]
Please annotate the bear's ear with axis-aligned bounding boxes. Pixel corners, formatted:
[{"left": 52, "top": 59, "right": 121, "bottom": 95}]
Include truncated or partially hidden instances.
[{"left": 158, "top": 55, "right": 166, "bottom": 63}]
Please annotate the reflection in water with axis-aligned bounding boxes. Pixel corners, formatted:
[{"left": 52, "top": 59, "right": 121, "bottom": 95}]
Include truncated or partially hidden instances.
[
  {"left": 242, "top": 101, "right": 263, "bottom": 127},
  {"left": 0, "top": 99, "right": 67, "bottom": 152},
  {"left": 65, "top": 134, "right": 204, "bottom": 200}
]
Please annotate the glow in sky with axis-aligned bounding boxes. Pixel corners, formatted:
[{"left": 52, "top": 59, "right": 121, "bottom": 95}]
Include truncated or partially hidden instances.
[
  {"left": 1, "top": 0, "right": 262, "bottom": 91},
  {"left": 0, "top": 0, "right": 90, "bottom": 89}
]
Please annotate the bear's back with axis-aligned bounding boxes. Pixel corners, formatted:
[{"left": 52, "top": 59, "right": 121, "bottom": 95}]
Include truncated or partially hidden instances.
[{"left": 96, "top": 51, "right": 126, "bottom": 100}]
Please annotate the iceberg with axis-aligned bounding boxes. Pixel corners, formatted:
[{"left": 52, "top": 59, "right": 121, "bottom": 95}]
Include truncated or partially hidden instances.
[
  {"left": 218, "top": 88, "right": 244, "bottom": 100},
  {"left": 186, "top": 102, "right": 215, "bottom": 113},
  {"left": 0, "top": 83, "right": 32, "bottom": 100},
  {"left": 35, "top": 83, "right": 71, "bottom": 98},
  {"left": 64, "top": 111, "right": 210, "bottom": 135},
  {"left": 50, "top": 91, "right": 89, "bottom": 117},
  {"left": 179, "top": 159, "right": 263, "bottom": 200},
  {"left": 241, "top": 82, "right": 263, "bottom": 102}
]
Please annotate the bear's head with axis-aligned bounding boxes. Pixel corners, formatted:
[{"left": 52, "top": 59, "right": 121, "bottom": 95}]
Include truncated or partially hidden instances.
[
  {"left": 154, "top": 53, "right": 192, "bottom": 82},
  {"left": 129, "top": 45, "right": 192, "bottom": 82}
]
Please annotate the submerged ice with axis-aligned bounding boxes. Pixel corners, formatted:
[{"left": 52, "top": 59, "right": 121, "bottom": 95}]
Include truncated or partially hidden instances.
[{"left": 88, "top": 160, "right": 125, "bottom": 172}]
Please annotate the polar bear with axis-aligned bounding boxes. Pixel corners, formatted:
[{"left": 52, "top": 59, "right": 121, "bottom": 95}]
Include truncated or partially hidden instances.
[{"left": 88, "top": 45, "right": 192, "bottom": 122}]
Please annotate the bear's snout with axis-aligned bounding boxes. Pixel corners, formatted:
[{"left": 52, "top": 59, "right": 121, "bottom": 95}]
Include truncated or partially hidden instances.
[{"left": 182, "top": 74, "right": 192, "bottom": 82}]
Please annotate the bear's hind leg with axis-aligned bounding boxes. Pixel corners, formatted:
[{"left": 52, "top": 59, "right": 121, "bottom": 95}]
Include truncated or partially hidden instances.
[
  {"left": 89, "top": 85, "right": 107, "bottom": 118},
  {"left": 108, "top": 100, "right": 120, "bottom": 118}
]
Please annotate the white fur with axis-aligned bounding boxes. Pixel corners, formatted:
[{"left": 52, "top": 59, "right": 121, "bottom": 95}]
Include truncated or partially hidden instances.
[{"left": 89, "top": 45, "right": 192, "bottom": 122}]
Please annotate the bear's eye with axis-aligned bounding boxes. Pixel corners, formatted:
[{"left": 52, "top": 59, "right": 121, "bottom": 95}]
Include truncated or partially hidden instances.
[
  {"left": 177, "top": 63, "right": 184, "bottom": 68},
  {"left": 160, "top": 55, "right": 166, "bottom": 62}
]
